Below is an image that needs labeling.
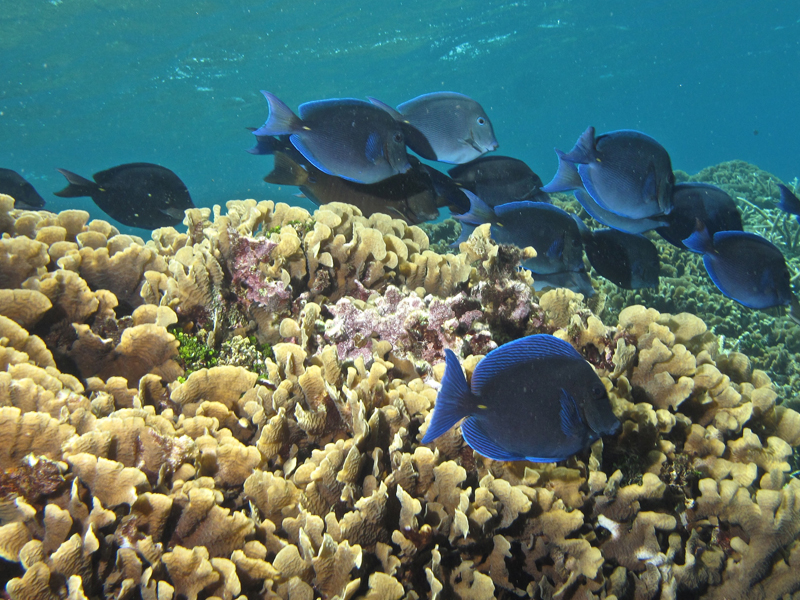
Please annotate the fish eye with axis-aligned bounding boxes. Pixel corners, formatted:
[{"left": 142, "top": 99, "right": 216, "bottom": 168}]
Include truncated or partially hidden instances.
[
  {"left": 593, "top": 384, "right": 606, "bottom": 398},
  {"left": 477, "top": 117, "right": 486, "bottom": 126},
  {"left": 393, "top": 132, "right": 403, "bottom": 143}
]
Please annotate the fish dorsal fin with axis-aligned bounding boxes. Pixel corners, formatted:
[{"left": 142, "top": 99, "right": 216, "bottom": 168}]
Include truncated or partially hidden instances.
[
  {"left": 778, "top": 184, "right": 800, "bottom": 219},
  {"left": 460, "top": 418, "right": 525, "bottom": 461},
  {"left": 470, "top": 334, "right": 582, "bottom": 396},
  {"left": 421, "top": 349, "right": 472, "bottom": 443},
  {"left": 559, "top": 389, "right": 585, "bottom": 439}
]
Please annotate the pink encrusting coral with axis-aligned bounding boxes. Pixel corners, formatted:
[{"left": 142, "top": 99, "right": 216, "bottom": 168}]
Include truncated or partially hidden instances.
[{"left": 1, "top": 195, "right": 800, "bottom": 599}]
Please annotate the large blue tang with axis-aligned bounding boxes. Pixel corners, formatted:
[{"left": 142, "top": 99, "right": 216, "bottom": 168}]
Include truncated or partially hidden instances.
[
  {"left": 684, "top": 227, "right": 798, "bottom": 313},
  {"left": 542, "top": 127, "right": 674, "bottom": 222},
  {"left": 253, "top": 92, "right": 410, "bottom": 184},
  {"left": 422, "top": 335, "right": 620, "bottom": 462}
]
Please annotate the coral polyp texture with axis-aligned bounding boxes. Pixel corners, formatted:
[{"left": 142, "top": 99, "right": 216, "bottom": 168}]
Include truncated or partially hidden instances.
[{"left": 1, "top": 190, "right": 800, "bottom": 600}]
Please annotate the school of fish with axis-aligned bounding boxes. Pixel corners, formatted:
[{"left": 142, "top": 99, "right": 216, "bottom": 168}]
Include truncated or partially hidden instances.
[{"left": 3, "top": 89, "right": 800, "bottom": 464}]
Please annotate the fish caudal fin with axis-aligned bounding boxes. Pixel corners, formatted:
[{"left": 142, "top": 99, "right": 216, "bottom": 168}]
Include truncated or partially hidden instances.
[
  {"left": 682, "top": 225, "right": 714, "bottom": 255},
  {"left": 561, "top": 126, "right": 597, "bottom": 165},
  {"left": 540, "top": 149, "right": 584, "bottom": 193},
  {"left": 264, "top": 152, "right": 310, "bottom": 186},
  {"left": 778, "top": 184, "right": 800, "bottom": 218},
  {"left": 253, "top": 91, "right": 302, "bottom": 137},
  {"left": 452, "top": 189, "right": 496, "bottom": 226},
  {"left": 53, "top": 169, "right": 98, "bottom": 198},
  {"left": 367, "top": 96, "right": 404, "bottom": 121},
  {"left": 422, "top": 349, "right": 472, "bottom": 443}
]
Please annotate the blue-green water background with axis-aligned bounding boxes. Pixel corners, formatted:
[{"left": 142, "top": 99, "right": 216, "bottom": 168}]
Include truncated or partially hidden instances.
[{"left": 2, "top": 0, "right": 799, "bottom": 234}]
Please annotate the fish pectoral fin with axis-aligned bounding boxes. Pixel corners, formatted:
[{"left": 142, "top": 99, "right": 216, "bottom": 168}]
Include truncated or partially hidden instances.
[
  {"left": 559, "top": 389, "right": 585, "bottom": 439},
  {"left": 364, "top": 132, "right": 385, "bottom": 165},
  {"left": 460, "top": 418, "right": 525, "bottom": 462}
]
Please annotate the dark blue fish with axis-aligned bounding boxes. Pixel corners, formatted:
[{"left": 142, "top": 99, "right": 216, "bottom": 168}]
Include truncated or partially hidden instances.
[
  {"left": 778, "top": 184, "right": 800, "bottom": 225},
  {"left": 54, "top": 163, "right": 194, "bottom": 229},
  {"left": 683, "top": 227, "right": 795, "bottom": 310},
  {"left": 656, "top": 183, "right": 742, "bottom": 250},
  {"left": 253, "top": 93, "right": 410, "bottom": 184},
  {"left": 542, "top": 127, "right": 674, "bottom": 220},
  {"left": 368, "top": 92, "right": 498, "bottom": 164},
  {"left": 456, "top": 193, "right": 584, "bottom": 274},
  {"left": 581, "top": 226, "right": 660, "bottom": 289},
  {"left": 422, "top": 334, "right": 620, "bottom": 462},
  {"left": 448, "top": 155, "right": 550, "bottom": 206},
  {"left": 0, "top": 169, "right": 46, "bottom": 208}
]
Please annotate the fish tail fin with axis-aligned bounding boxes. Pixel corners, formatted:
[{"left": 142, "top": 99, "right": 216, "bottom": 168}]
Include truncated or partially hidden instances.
[
  {"left": 422, "top": 349, "right": 472, "bottom": 443},
  {"left": 561, "top": 126, "right": 597, "bottom": 164},
  {"left": 264, "top": 152, "right": 310, "bottom": 186},
  {"left": 789, "top": 295, "right": 800, "bottom": 326},
  {"left": 682, "top": 223, "right": 714, "bottom": 255},
  {"left": 452, "top": 189, "right": 496, "bottom": 225},
  {"left": 253, "top": 91, "right": 301, "bottom": 136},
  {"left": 247, "top": 130, "right": 279, "bottom": 155},
  {"left": 367, "top": 96, "right": 404, "bottom": 121},
  {"left": 571, "top": 213, "right": 592, "bottom": 242},
  {"left": 540, "top": 149, "right": 584, "bottom": 193},
  {"left": 778, "top": 184, "right": 800, "bottom": 216},
  {"left": 53, "top": 169, "right": 98, "bottom": 198}
]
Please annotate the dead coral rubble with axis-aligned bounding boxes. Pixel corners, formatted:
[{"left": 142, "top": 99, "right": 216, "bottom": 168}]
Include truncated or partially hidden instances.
[{"left": 1, "top": 194, "right": 800, "bottom": 599}]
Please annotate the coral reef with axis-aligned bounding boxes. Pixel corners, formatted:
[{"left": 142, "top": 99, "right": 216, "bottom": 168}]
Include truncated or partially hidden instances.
[{"left": 1, "top": 189, "right": 800, "bottom": 599}]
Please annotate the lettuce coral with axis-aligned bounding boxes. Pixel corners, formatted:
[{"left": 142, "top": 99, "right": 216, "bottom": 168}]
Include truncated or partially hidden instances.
[{"left": 1, "top": 194, "right": 800, "bottom": 599}]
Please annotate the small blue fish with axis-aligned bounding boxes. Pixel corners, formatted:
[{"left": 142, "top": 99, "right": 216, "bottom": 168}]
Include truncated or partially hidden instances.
[
  {"left": 683, "top": 227, "right": 795, "bottom": 310},
  {"left": 581, "top": 227, "right": 660, "bottom": 289},
  {"left": 542, "top": 127, "right": 674, "bottom": 220},
  {"left": 253, "top": 92, "right": 410, "bottom": 184},
  {"left": 455, "top": 192, "right": 584, "bottom": 275},
  {"left": 448, "top": 155, "right": 550, "bottom": 206},
  {"left": 369, "top": 92, "right": 498, "bottom": 164},
  {"left": 422, "top": 334, "right": 620, "bottom": 462},
  {"left": 778, "top": 184, "right": 800, "bottom": 225},
  {"left": 656, "top": 183, "right": 742, "bottom": 250}
]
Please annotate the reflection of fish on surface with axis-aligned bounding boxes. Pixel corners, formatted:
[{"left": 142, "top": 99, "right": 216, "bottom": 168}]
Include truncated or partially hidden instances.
[
  {"left": 684, "top": 226, "right": 800, "bottom": 321},
  {"left": 448, "top": 155, "right": 550, "bottom": 207},
  {"left": 656, "top": 182, "right": 742, "bottom": 250},
  {"left": 369, "top": 91, "right": 498, "bottom": 164},
  {"left": 253, "top": 92, "right": 410, "bottom": 184},
  {"left": 264, "top": 151, "right": 442, "bottom": 224},
  {"left": 53, "top": 163, "right": 195, "bottom": 229},
  {"left": 0, "top": 168, "right": 46, "bottom": 208},
  {"left": 422, "top": 334, "right": 620, "bottom": 462},
  {"left": 543, "top": 126, "right": 674, "bottom": 227}
]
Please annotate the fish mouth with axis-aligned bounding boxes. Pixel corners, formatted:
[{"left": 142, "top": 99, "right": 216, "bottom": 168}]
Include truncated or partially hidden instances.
[
  {"left": 464, "top": 134, "right": 498, "bottom": 154},
  {"left": 397, "top": 160, "right": 412, "bottom": 174}
]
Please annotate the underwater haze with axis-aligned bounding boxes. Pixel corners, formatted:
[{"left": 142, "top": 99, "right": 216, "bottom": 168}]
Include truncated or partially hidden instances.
[{"left": 1, "top": 0, "right": 799, "bottom": 232}]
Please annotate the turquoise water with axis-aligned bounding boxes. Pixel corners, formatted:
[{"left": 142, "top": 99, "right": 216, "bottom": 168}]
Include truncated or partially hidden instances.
[{"left": 1, "top": 0, "right": 798, "bottom": 232}]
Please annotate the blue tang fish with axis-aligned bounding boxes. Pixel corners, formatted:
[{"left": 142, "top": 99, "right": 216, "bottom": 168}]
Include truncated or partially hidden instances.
[
  {"left": 0, "top": 169, "right": 46, "bottom": 209},
  {"left": 542, "top": 127, "right": 674, "bottom": 220},
  {"left": 683, "top": 227, "right": 798, "bottom": 312},
  {"left": 582, "top": 227, "right": 660, "bottom": 290},
  {"left": 54, "top": 163, "right": 194, "bottom": 229},
  {"left": 778, "top": 184, "right": 800, "bottom": 224},
  {"left": 448, "top": 155, "right": 550, "bottom": 207},
  {"left": 368, "top": 92, "right": 498, "bottom": 164},
  {"left": 656, "top": 183, "right": 742, "bottom": 250},
  {"left": 253, "top": 92, "right": 410, "bottom": 184},
  {"left": 455, "top": 192, "right": 584, "bottom": 275},
  {"left": 422, "top": 335, "right": 620, "bottom": 462}
]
